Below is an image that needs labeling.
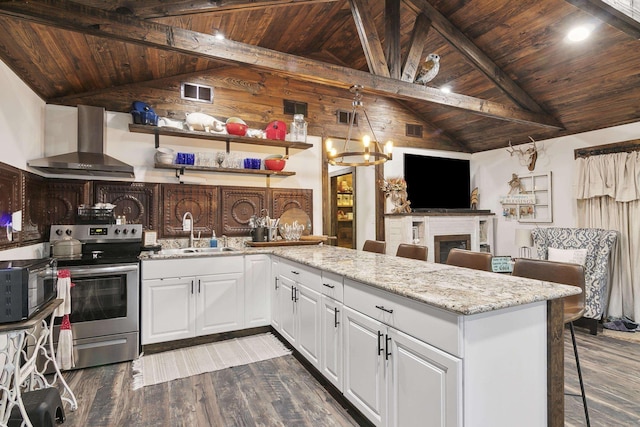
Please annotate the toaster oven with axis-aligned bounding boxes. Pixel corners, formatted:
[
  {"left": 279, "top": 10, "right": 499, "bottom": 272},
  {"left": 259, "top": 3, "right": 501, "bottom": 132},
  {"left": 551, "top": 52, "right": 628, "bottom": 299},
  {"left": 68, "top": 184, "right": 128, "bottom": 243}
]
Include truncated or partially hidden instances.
[{"left": 0, "top": 258, "right": 57, "bottom": 323}]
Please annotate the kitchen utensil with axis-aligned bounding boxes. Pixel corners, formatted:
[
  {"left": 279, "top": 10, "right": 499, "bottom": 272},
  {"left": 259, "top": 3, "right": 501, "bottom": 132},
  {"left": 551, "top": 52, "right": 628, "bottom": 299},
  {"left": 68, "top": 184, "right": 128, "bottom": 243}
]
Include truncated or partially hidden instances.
[
  {"left": 51, "top": 238, "right": 82, "bottom": 257},
  {"left": 264, "top": 158, "right": 286, "bottom": 171},
  {"left": 155, "top": 147, "right": 174, "bottom": 164},
  {"left": 226, "top": 117, "right": 248, "bottom": 136},
  {"left": 265, "top": 120, "right": 287, "bottom": 140}
]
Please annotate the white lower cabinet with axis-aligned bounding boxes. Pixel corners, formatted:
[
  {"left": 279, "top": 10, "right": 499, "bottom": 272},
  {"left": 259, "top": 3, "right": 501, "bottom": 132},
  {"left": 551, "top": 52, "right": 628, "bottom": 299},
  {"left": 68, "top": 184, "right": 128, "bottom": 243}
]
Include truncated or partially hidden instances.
[
  {"left": 270, "top": 258, "right": 280, "bottom": 330},
  {"left": 343, "top": 306, "right": 461, "bottom": 427},
  {"left": 244, "top": 254, "right": 271, "bottom": 328},
  {"left": 141, "top": 256, "right": 244, "bottom": 345},
  {"left": 296, "top": 283, "right": 321, "bottom": 368},
  {"left": 320, "top": 294, "right": 343, "bottom": 391}
]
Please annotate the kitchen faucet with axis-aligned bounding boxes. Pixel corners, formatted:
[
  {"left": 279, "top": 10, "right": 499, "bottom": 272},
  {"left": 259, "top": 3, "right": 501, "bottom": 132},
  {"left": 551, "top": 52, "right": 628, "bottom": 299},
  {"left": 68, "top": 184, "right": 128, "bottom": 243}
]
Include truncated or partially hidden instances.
[{"left": 182, "top": 211, "right": 195, "bottom": 248}]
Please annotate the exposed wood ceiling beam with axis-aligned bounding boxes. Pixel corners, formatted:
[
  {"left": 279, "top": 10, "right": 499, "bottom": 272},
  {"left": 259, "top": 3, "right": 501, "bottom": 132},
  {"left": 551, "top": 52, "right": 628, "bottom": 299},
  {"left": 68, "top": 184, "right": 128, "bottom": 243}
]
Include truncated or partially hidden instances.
[
  {"left": 0, "top": 0, "right": 563, "bottom": 129},
  {"left": 385, "top": 0, "right": 402, "bottom": 80},
  {"left": 79, "top": 0, "right": 340, "bottom": 19},
  {"left": 401, "top": 13, "right": 431, "bottom": 83},
  {"left": 348, "top": 0, "right": 390, "bottom": 77},
  {"left": 404, "top": 0, "right": 547, "bottom": 114},
  {"left": 564, "top": 0, "right": 640, "bottom": 39}
]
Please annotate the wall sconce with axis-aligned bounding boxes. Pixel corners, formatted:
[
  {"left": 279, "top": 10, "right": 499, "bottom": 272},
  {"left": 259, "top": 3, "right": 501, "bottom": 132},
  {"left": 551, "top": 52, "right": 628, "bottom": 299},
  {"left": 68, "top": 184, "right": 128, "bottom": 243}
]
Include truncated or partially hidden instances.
[{"left": 515, "top": 228, "right": 533, "bottom": 258}]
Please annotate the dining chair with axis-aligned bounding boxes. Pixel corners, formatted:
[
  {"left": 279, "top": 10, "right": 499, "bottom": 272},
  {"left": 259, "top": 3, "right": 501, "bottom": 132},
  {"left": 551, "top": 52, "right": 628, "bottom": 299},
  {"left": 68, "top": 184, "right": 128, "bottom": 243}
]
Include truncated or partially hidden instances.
[
  {"left": 362, "top": 240, "right": 386, "bottom": 254},
  {"left": 445, "top": 248, "right": 493, "bottom": 271},
  {"left": 395, "top": 243, "right": 428, "bottom": 261},
  {"left": 512, "top": 258, "right": 590, "bottom": 427}
]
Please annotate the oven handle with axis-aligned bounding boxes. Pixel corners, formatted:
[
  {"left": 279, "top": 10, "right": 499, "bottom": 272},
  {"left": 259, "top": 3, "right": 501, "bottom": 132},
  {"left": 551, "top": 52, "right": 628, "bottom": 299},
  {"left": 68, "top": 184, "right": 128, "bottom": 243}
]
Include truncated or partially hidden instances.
[{"left": 62, "top": 264, "right": 139, "bottom": 277}]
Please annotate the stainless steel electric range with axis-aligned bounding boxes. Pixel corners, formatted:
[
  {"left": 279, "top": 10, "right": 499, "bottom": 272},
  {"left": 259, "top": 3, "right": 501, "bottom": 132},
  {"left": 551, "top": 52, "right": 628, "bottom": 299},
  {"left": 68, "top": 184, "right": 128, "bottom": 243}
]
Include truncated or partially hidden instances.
[{"left": 49, "top": 223, "right": 143, "bottom": 370}]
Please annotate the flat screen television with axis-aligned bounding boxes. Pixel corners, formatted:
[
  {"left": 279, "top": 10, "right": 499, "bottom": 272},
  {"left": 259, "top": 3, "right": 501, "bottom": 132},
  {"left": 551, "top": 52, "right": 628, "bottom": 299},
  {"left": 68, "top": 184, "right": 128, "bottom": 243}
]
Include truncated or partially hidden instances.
[{"left": 404, "top": 154, "right": 471, "bottom": 211}]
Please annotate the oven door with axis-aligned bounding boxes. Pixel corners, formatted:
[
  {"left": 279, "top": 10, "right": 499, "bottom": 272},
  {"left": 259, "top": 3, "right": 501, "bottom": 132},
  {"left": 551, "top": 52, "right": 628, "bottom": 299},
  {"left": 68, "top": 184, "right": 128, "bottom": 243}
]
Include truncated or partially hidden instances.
[{"left": 59, "top": 262, "right": 139, "bottom": 340}]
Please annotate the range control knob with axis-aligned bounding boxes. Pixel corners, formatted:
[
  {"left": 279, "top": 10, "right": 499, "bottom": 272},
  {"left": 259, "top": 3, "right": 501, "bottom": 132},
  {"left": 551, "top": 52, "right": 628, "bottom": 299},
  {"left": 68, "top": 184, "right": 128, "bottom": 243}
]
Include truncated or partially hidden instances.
[
  {"left": 55, "top": 229, "right": 63, "bottom": 236},
  {"left": 122, "top": 229, "right": 129, "bottom": 235},
  {"left": 130, "top": 228, "right": 137, "bottom": 234},
  {"left": 65, "top": 229, "right": 73, "bottom": 236},
  {"left": 114, "top": 229, "right": 121, "bottom": 235}
]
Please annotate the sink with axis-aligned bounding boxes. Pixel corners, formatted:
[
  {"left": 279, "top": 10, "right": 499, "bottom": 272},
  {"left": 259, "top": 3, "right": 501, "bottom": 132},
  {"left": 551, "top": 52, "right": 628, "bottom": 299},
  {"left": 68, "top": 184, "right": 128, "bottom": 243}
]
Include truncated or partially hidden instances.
[{"left": 152, "top": 247, "right": 236, "bottom": 256}]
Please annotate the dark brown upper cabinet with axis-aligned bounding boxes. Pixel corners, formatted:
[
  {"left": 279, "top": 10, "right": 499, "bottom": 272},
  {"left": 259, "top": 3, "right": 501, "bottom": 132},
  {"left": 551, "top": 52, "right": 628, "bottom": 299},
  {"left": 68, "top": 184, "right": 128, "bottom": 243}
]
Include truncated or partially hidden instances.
[
  {"left": 94, "top": 181, "right": 159, "bottom": 230},
  {"left": 219, "top": 186, "right": 267, "bottom": 236},
  {"left": 160, "top": 184, "right": 218, "bottom": 239},
  {"left": 270, "top": 188, "right": 313, "bottom": 229},
  {"left": 21, "top": 171, "right": 47, "bottom": 244}
]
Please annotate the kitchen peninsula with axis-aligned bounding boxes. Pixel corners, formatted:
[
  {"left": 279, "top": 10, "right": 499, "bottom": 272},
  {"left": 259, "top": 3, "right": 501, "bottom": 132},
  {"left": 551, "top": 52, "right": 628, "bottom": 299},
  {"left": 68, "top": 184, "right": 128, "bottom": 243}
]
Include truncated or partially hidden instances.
[{"left": 141, "top": 245, "right": 579, "bottom": 427}]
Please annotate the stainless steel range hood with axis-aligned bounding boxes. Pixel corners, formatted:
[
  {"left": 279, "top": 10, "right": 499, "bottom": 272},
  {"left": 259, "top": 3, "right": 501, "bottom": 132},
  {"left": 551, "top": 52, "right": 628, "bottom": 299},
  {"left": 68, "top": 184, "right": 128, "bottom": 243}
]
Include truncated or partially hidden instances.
[{"left": 28, "top": 105, "right": 135, "bottom": 178}]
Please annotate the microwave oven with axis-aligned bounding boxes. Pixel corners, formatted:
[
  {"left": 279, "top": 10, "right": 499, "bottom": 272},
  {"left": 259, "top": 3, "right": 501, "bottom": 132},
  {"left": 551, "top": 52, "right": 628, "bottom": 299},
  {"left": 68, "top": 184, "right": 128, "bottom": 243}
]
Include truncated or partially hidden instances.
[{"left": 0, "top": 258, "right": 57, "bottom": 323}]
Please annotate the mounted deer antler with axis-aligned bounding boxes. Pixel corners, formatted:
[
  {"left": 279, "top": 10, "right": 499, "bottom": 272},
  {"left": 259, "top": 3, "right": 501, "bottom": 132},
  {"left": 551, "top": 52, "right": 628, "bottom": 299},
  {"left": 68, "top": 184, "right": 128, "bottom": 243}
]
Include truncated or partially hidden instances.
[{"left": 506, "top": 136, "right": 538, "bottom": 171}]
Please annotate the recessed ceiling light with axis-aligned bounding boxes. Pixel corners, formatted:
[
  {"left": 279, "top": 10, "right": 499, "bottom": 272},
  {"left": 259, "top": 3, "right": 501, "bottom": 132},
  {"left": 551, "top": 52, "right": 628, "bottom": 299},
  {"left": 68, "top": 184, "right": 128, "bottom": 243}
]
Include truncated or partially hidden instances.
[
  {"left": 567, "top": 25, "right": 591, "bottom": 42},
  {"left": 440, "top": 86, "right": 452, "bottom": 94}
]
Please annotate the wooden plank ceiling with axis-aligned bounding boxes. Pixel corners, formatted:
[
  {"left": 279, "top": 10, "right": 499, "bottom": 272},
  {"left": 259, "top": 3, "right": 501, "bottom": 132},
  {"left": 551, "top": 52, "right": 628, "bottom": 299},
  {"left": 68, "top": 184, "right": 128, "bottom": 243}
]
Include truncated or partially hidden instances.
[{"left": 0, "top": 0, "right": 639, "bottom": 153}]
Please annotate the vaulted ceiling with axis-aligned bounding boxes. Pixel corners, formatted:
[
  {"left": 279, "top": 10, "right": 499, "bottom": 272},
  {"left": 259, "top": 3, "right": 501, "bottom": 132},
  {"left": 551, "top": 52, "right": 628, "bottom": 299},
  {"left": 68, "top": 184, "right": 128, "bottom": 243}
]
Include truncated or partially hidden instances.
[{"left": 1, "top": 0, "right": 639, "bottom": 153}]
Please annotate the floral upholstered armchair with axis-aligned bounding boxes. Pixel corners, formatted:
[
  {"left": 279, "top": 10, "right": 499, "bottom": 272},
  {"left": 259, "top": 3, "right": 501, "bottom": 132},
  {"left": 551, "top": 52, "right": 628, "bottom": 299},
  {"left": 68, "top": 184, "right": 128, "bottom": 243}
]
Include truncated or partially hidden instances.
[{"left": 531, "top": 228, "right": 618, "bottom": 327}]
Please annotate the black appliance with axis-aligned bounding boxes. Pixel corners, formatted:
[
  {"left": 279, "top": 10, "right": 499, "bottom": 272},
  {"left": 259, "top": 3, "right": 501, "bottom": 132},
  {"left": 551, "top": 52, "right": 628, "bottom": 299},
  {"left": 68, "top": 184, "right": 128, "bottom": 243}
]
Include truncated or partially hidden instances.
[
  {"left": 0, "top": 258, "right": 57, "bottom": 323},
  {"left": 48, "top": 223, "right": 143, "bottom": 370}
]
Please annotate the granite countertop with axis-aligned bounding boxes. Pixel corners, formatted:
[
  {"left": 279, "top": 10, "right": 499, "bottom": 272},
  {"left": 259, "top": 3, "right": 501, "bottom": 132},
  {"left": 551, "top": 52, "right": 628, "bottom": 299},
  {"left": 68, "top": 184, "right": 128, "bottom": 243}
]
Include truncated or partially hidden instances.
[{"left": 141, "top": 244, "right": 580, "bottom": 316}]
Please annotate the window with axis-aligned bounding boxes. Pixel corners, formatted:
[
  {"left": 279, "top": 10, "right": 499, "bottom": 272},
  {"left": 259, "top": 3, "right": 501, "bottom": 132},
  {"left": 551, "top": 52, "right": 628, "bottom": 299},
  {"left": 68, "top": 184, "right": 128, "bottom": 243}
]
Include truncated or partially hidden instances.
[
  {"left": 181, "top": 83, "right": 213, "bottom": 103},
  {"left": 283, "top": 100, "right": 308, "bottom": 116},
  {"left": 337, "top": 110, "right": 358, "bottom": 125},
  {"left": 406, "top": 124, "right": 423, "bottom": 138}
]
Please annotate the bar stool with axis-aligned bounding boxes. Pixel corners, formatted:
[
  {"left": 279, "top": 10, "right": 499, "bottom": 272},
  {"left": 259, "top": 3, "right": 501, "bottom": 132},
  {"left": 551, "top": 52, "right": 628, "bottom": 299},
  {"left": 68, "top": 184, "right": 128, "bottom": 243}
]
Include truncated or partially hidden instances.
[
  {"left": 512, "top": 258, "right": 590, "bottom": 427},
  {"left": 362, "top": 240, "right": 386, "bottom": 254},
  {"left": 445, "top": 248, "right": 493, "bottom": 271},
  {"left": 396, "top": 243, "right": 428, "bottom": 261}
]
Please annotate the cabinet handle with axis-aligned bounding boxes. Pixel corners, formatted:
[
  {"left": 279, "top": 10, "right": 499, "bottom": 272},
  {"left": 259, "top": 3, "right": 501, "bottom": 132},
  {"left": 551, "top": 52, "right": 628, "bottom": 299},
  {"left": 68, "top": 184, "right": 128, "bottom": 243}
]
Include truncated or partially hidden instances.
[
  {"left": 323, "top": 283, "right": 335, "bottom": 289},
  {"left": 275, "top": 276, "right": 279, "bottom": 290},
  {"left": 375, "top": 305, "right": 394, "bottom": 314},
  {"left": 191, "top": 280, "right": 194, "bottom": 294},
  {"left": 291, "top": 285, "right": 295, "bottom": 301},
  {"left": 334, "top": 307, "right": 340, "bottom": 327},
  {"left": 291, "top": 270, "right": 300, "bottom": 275},
  {"left": 198, "top": 279, "right": 201, "bottom": 293},
  {"left": 294, "top": 287, "right": 299, "bottom": 302},
  {"left": 385, "top": 335, "right": 392, "bottom": 360},
  {"left": 377, "top": 331, "right": 384, "bottom": 356}
]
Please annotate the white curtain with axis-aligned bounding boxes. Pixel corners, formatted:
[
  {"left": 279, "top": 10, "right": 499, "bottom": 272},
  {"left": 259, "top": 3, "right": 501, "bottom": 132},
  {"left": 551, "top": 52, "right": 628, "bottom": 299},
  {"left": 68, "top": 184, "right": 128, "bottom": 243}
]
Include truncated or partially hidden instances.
[{"left": 574, "top": 151, "right": 640, "bottom": 322}]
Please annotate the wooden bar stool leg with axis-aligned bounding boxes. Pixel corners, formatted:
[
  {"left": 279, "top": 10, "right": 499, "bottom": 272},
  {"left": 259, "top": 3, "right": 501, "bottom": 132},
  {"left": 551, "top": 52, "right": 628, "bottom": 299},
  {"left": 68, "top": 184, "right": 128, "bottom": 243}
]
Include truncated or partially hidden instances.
[{"left": 570, "top": 322, "right": 590, "bottom": 427}]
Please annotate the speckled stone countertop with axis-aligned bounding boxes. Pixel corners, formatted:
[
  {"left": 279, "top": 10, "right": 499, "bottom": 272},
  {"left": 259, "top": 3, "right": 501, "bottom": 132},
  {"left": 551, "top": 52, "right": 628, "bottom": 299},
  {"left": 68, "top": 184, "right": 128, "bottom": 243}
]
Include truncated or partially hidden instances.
[{"left": 141, "top": 244, "right": 580, "bottom": 316}]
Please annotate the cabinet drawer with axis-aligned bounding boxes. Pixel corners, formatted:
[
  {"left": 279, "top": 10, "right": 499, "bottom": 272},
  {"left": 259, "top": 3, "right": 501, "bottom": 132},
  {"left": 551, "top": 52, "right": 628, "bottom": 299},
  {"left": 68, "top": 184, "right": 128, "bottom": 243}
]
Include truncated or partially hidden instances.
[
  {"left": 142, "top": 255, "right": 244, "bottom": 280},
  {"left": 320, "top": 271, "right": 344, "bottom": 302},
  {"left": 344, "top": 279, "right": 462, "bottom": 357},
  {"left": 278, "top": 258, "right": 321, "bottom": 292}
]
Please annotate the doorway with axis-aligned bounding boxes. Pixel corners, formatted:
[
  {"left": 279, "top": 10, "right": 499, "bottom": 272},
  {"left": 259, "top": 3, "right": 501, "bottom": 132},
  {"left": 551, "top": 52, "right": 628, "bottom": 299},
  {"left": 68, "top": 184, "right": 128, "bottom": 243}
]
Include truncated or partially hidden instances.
[{"left": 330, "top": 171, "right": 356, "bottom": 248}]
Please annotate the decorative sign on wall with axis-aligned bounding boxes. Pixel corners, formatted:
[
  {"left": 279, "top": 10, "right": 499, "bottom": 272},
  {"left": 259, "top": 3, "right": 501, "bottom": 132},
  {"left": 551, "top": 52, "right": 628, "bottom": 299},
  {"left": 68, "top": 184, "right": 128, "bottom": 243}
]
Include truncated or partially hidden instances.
[{"left": 500, "top": 171, "right": 553, "bottom": 223}]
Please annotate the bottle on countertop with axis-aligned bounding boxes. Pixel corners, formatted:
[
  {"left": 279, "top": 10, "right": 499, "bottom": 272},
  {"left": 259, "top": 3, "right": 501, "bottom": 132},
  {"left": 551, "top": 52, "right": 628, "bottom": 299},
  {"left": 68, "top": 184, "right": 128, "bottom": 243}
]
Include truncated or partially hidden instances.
[{"left": 210, "top": 230, "right": 218, "bottom": 247}]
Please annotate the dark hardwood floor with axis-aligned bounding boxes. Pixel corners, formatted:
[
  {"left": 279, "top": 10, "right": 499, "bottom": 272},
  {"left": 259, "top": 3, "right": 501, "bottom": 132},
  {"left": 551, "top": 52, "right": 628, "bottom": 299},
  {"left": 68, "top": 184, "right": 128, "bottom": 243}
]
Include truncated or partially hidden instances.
[{"left": 57, "top": 329, "right": 640, "bottom": 426}]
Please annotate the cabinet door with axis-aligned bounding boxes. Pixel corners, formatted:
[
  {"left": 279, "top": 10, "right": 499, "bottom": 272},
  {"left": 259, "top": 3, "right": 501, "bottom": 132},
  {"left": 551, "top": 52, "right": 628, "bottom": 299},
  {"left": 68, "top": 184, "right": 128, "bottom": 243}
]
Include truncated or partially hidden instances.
[
  {"left": 296, "top": 282, "right": 321, "bottom": 369},
  {"left": 196, "top": 272, "right": 244, "bottom": 336},
  {"left": 142, "top": 277, "right": 196, "bottom": 345},
  {"left": 244, "top": 254, "right": 271, "bottom": 328},
  {"left": 343, "top": 306, "right": 386, "bottom": 427},
  {"left": 278, "top": 275, "right": 297, "bottom": 345},
  {"left": 387, "top": 327, "right": 461, "bottom": 427},
  {"left": 271, "top": 258, "right": 280, "bottom": 330},
  {"left": 321, "top": 295, "right": 343, "bottom": 391}
]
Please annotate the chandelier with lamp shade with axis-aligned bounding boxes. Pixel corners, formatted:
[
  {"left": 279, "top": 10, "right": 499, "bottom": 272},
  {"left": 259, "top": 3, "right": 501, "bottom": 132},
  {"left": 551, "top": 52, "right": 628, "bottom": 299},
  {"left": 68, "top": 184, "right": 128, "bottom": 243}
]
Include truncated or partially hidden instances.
[{"left": 326, "top": 85, "right": 393, "bottom": 167}]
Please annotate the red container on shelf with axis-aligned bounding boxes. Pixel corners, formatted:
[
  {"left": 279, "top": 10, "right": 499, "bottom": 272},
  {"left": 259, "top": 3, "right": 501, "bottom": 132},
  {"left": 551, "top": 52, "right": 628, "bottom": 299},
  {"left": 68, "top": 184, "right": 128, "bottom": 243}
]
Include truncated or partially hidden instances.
[{"left": 265, "top": 120, "right": 287, "bottom": 140}]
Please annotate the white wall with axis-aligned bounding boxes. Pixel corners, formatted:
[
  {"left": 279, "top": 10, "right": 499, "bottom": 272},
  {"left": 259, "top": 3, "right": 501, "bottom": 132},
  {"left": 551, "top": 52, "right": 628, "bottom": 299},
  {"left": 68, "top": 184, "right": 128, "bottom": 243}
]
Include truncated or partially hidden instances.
[{"left": 471, "top": 122, "right": 640, "bottom": 257}]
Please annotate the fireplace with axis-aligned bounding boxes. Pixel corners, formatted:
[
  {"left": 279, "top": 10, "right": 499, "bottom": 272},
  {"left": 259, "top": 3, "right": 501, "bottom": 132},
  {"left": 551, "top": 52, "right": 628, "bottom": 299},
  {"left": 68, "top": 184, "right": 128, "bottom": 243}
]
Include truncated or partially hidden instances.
[{"left": 434, "top": 234, "right": 471, "bottom": 264}]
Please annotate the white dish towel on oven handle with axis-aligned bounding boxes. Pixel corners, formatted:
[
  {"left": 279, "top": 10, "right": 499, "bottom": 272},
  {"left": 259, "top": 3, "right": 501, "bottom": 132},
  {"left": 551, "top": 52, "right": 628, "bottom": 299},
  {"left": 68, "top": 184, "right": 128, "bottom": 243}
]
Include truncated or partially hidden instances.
[{"left": 54, "top": 269, "right": 76, "bottom": 370}]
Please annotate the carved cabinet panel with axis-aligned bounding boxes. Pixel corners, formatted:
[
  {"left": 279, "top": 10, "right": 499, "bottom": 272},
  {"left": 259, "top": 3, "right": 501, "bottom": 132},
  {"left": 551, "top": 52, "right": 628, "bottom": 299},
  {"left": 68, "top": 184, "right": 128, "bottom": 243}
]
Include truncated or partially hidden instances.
[
  {"left": 45, "top": 179, "right": 91, "bottom": 226},
  {"left": 0, "top": 163, "right": 21, "bottom": 248},
  {"left": 161, "top": 184, "right": 218, "bottom": 238},
  {"left": 94, "top": 181, "right": 159, "bottom": 230},
  {"left": 220, "top": 186, "right": 267, "bottom": 236},
  {"left": 270, "top": 188, "right": 313, "bottom": 229},
  {"left": 22, "top": 172, "right": 47, "bottom": 243}
]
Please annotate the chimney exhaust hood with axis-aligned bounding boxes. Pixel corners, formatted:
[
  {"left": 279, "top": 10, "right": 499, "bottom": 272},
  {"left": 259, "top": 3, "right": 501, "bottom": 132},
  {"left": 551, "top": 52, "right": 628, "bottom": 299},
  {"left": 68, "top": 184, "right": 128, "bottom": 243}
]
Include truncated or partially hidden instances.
[{"left": 28, "top": 105, "right": 135, "bottom": 178}]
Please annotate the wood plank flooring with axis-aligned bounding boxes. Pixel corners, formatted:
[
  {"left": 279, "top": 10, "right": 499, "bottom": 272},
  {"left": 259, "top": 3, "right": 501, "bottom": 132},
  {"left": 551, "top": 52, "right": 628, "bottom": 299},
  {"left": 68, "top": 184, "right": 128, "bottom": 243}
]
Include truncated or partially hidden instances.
[{"left": 56, "top": 328, "right": 640, "bottom": 426}]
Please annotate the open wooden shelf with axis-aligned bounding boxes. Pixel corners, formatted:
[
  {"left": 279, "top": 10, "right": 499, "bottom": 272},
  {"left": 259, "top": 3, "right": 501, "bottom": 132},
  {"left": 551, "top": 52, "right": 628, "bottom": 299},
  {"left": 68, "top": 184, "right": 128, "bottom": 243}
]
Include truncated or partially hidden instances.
[
  {"left": 129, "top": 123, "right": 313, "bottom": 151},
  {"left": 154, "top": 163, "right": 296, "bottom": 177}
]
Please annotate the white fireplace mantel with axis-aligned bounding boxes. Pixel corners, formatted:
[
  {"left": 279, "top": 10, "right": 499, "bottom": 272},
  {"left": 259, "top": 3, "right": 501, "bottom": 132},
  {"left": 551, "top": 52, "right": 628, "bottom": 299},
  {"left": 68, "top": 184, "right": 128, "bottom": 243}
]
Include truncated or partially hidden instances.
[{"left": 385, "top": 213, "right": 495, "bottom": 262}]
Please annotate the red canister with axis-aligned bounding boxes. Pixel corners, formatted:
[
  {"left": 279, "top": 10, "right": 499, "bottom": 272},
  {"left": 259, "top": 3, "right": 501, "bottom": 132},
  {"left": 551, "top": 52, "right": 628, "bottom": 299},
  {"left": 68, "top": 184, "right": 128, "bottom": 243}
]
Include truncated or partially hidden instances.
[{"left": 265, "top": 120, "right": 287, "bottom": 140}]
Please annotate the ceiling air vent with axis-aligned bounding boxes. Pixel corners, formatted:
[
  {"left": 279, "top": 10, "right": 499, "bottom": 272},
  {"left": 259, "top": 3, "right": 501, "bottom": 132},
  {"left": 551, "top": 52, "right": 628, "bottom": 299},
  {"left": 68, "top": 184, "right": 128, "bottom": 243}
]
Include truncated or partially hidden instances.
[
  {"left": 283, "top": 100, "right": 308, "bottom": 116},
  {"left": 406, "top": 124, "right": 423, "bottom": 138},
  {"left": 337, "top": 110, "right": 358, "bottom": 125},
  {"left": 181, "top": 82, "right": 213, "bottom": 103}
]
